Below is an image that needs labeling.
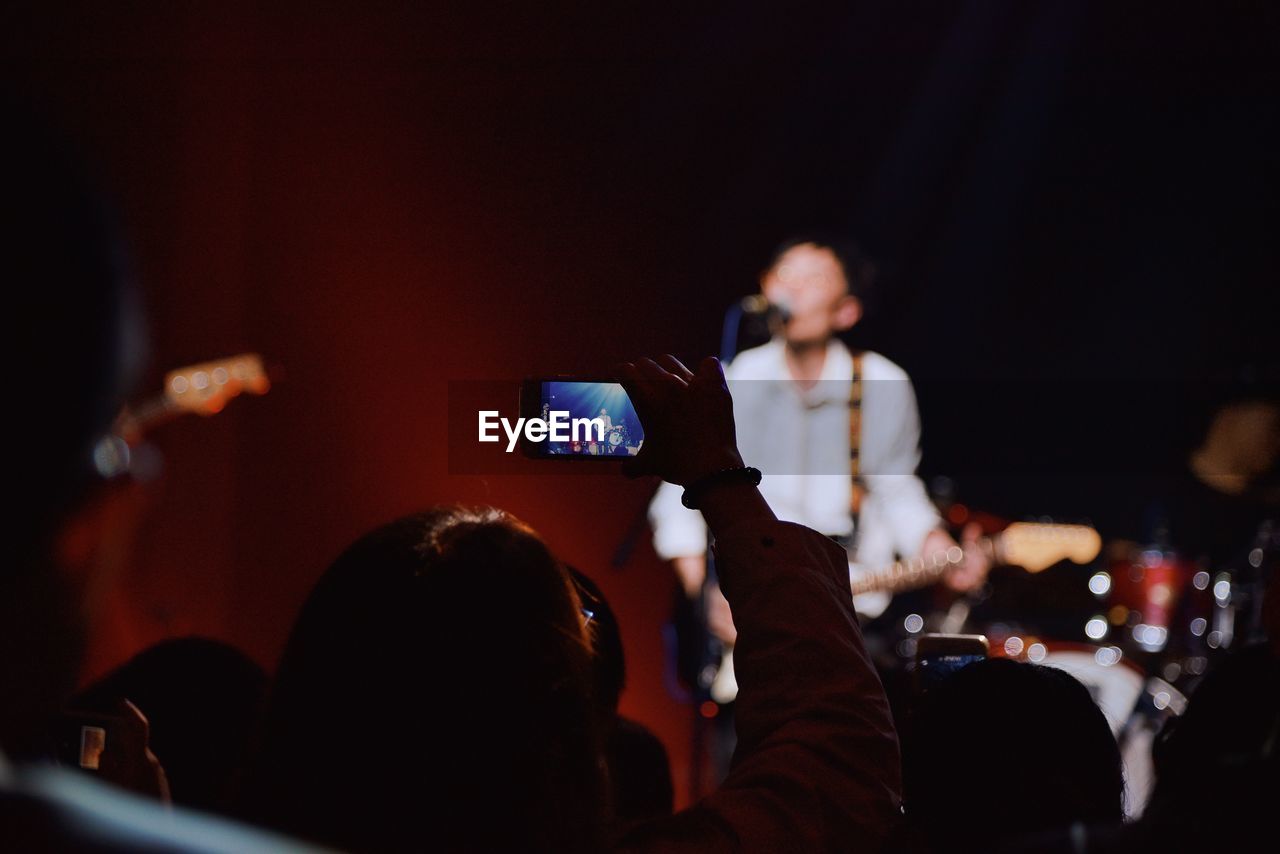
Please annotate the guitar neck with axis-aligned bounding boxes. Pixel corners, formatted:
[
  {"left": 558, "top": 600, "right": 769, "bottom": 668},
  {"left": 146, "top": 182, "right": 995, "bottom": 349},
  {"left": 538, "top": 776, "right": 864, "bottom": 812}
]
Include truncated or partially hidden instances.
[
  {"left": 849, "top": 537, "right": 995, "bottom": 598},
  {"left": 117, "top": 395, "right": 179, "bottom": 441},
  {"left": 107, "top": 353, "right": 271, "bottom": 447}
]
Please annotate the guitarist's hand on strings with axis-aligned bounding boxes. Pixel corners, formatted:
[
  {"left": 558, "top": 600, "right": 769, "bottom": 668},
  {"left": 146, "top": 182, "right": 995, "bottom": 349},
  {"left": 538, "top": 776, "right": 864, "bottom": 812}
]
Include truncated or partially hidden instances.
[{"left": 923, "top": 522, "right": 990, "bottom": 592}]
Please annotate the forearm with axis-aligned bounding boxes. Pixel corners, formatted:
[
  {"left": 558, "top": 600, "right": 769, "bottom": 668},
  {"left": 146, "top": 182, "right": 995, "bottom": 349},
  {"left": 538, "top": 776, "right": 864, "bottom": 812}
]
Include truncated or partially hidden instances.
[
  {"left": 664, "top": 483, "right": 770, "bottom": 598},
  {"left": 617, "top": 355, "right": 900, "bottom": 852},
  {"left": 699, "top": 481, "right": 775, "bottom": 537},
  {"left": 700, "top": 509, "right": 902, "bottom": 852}
]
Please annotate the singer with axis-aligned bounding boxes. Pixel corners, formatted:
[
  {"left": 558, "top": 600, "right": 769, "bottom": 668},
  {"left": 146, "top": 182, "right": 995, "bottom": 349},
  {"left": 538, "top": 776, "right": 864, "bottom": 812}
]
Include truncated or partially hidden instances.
[{"left": 647, "top": 234, "right": 991, "bottom": 778}]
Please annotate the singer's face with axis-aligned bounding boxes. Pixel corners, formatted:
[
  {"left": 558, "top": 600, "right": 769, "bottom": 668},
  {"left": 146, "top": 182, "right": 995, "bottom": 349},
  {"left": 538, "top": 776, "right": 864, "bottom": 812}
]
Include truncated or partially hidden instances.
[{"left": 762, "top": 244, "right": 855, "bottom": 345}]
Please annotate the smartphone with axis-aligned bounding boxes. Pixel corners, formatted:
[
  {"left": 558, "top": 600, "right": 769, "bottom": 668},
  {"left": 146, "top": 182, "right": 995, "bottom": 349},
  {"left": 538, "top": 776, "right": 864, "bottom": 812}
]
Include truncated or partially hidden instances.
[
  {"left": 52, "top": 709, "right": 135, "bottom": 772},
  {"left": 518, "top": 378, "right": 644, "bottom": 459},
  {"left": 914, "top": 633, "right": 989, "bottom": 693}
]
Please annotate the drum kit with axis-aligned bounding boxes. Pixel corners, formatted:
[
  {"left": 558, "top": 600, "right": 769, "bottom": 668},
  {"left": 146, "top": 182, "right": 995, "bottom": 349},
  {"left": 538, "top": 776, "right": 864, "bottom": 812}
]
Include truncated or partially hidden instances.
[
  {"left": 569, "top": 424, "right": 631, "bottom": 456},
  {"left": 589, "top": 424, "right": 629, "bottom": 455},
  {"left": 979, "top": 544, "right": 1245, "bottom": 816}
]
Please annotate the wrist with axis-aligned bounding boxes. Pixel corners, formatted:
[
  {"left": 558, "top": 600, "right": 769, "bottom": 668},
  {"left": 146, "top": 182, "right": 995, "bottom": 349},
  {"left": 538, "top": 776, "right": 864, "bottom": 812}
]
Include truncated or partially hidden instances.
[
  {"left": 681, "top": 464, "right": 760, "bottom": 510},
  {"left": 699, "top": 480, "right": 775, "bottom": 534}
]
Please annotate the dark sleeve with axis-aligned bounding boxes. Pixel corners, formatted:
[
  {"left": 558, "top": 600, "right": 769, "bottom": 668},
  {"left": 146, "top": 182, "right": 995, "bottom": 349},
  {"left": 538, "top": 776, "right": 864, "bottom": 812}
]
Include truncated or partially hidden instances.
[{"left": 619, "top": 520, "right": 902, "bottom": 853}]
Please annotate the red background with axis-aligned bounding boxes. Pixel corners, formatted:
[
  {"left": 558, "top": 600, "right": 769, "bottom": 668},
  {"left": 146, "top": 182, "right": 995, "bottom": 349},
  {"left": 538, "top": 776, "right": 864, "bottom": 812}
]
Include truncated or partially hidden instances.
[{"left": 5, "top": 3, "right": 707, "bottom": 806}]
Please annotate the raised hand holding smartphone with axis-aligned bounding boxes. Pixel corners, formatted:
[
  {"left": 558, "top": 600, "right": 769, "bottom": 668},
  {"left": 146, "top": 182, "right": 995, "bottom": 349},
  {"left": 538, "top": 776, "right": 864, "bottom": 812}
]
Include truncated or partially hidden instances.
[{"left": 615, "top": 355, "right": 743, "bottom": 487}]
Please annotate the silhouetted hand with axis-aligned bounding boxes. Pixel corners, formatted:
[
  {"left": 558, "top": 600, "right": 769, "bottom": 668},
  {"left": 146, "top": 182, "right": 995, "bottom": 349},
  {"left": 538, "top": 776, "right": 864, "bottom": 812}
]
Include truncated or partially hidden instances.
[
  {"left": 617, "top": 355, "right": 743, "bottom": 486},
  {"left": 64, "top": 699, "right": 171, "bottom": 803}
]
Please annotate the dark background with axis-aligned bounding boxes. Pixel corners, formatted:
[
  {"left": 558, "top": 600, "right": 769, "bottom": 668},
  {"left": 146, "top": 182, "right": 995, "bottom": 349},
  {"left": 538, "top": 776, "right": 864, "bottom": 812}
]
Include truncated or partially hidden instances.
[{"left": 5, "top": 1, "right": 1277, "bottom": 805}]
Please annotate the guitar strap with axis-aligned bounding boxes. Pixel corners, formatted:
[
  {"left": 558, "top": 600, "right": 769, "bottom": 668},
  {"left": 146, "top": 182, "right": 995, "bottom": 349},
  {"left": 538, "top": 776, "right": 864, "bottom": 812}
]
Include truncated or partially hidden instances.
[{"left": 850, "top": 351, "right": 866, "bottom": 518}]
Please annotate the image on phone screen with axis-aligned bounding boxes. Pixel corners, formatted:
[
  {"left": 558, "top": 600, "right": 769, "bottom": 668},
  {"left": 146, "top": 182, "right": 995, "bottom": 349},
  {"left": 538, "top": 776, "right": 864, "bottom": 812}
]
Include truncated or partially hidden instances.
[{"left": 521, "top": 380, "right": 644, "bottom": 458}]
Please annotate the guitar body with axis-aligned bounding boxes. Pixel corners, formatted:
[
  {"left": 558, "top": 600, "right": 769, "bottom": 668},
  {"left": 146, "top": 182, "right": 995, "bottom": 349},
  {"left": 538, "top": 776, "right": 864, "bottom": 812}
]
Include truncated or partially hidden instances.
[{"left": 705, "top": 522, "right": 1102, "bottom": 704}]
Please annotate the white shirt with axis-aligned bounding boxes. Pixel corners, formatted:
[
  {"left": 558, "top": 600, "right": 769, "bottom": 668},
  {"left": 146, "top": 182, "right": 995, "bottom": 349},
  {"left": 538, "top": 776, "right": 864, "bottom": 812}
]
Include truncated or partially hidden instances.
[{"left": 648, "top": 338, "right": 941, "bottom": 572}]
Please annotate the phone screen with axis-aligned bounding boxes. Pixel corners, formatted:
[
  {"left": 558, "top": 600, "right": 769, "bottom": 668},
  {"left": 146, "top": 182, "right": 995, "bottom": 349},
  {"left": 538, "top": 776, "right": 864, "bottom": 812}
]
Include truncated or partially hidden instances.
[
  {"left": 519, "top": 379, "right": 644, "bottom": 458},
  {"left": 914, "top": 634, "right": 989, "bottom": 693},
  {"left": 52, "top": 711, "right": 128, "bottom": 771}
]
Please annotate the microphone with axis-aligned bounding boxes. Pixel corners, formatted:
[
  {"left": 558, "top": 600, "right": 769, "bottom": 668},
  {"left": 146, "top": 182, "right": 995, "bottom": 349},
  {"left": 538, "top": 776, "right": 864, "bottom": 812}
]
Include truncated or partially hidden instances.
[
  {"left": 723, "top": 295, "right": 792, "bottom": 361},
  {"left": 739, "top": 295, "right": 792, "bottom": 324}
]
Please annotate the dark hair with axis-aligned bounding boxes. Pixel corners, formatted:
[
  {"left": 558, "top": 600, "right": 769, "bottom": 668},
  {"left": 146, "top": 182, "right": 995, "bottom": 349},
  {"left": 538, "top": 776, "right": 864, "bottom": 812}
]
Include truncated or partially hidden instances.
[
  {"left": 251, "top": 507, "right": 605, "bottom": 853},
  {"left": 1179, "top": 370, "right": 1280, "bottom": 456},
  {"left": 72, "top": 638, "right": 267, "bottom": 812},
  {"left": 566, "top": 568, "right": 676, "bottom": 829},
  {"left": 903, "top": 658, "right": 1124, "bottom": 849},
  {"left": 765, "top": 233, "right": 878, "bottom": 302},
  {"left": 568, "top": 567, "right": 625, "bottom": 715}
]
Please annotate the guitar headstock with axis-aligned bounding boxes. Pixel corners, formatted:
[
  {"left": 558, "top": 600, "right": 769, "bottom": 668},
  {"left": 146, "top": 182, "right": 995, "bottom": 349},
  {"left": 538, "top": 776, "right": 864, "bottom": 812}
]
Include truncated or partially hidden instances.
[
  {"left": 998, "top": 522, "right": 1102, "bottom": 573},
  {"left": 164, "top": 353, "right": 270, "bottom": 416}
]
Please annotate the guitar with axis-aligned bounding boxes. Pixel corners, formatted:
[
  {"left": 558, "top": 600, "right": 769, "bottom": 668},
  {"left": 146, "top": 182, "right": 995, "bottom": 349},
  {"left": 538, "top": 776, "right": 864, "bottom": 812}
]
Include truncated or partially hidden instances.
[
  {"left": 75, "top": 353, "right": 272, "bottom": 680},
  {"left": 95, "top": 353, "right": 270, "bottom": 477},
  {"left": 708, "top": 521, "right": 1103, "bottom": 704}
]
